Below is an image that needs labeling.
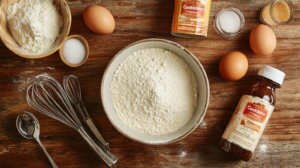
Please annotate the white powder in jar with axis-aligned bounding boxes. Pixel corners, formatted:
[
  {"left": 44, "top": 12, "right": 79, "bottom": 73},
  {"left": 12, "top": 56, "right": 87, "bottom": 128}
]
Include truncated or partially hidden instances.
[
  {"left": 63, "top": 39, "right": 86, "bottom": 64},
  {"left": 6, "top": 0, "right": 63, "bottom": 54},
  {"left": 111, "top": 48, "right": 198, "bottom": 135},
  {"left": 219, "top": 10, "right": 241, "bottom": 33}
]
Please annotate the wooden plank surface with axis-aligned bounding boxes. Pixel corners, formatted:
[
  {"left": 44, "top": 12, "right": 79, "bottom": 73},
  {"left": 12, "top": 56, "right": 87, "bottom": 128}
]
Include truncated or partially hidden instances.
[{"left": 1, "top": 0, "right": 300, "bottom": 167}]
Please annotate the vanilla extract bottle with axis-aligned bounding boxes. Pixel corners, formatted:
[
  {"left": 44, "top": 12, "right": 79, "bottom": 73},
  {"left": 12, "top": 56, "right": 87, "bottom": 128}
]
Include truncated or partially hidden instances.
[{"left": 219, "top": 65, "right": 285, "bottom": 161}]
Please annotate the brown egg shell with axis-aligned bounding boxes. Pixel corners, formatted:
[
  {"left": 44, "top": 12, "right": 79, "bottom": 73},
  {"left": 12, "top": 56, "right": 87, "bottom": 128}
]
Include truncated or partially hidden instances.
[
  {"left": 249, "top": 24, "right": 277, "bottom": 56},
  {"left": 219, "top": 51, "right": 248, "bottom": 81},
  {"left": 83, "top": 5, "right": 115, "bottom": 35}
]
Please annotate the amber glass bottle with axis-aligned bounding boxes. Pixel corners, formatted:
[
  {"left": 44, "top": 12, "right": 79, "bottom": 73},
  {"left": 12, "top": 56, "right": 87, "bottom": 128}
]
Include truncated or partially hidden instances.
[{"left": 219, "top": 65, "right": 285, "bottom": 161}]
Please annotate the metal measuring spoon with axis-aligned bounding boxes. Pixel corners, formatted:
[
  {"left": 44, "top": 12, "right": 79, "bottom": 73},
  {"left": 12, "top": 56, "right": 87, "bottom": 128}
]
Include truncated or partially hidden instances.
[{"left": 16, "top": 111, "right": 58, "bottom": 168}]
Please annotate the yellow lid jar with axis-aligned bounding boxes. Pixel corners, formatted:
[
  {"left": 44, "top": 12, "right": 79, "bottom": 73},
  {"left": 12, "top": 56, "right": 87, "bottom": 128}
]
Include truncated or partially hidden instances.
[{"left": 260, "top": 0, "right": 294, "bottom": 25}]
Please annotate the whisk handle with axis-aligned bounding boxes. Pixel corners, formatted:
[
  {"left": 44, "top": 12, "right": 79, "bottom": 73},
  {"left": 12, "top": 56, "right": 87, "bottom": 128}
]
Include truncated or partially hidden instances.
[
  {"left": 77, "top": 127, "right": 117, "bottom": 167},
  {"left": 85, "top": 118, "right": 110, "bottom": 150}
]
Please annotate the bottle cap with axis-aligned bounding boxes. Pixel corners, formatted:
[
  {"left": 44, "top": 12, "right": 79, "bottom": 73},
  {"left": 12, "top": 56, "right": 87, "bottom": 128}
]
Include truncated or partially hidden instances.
[{"left": 257, "top": 65, "right": 285, "bottom": 85}]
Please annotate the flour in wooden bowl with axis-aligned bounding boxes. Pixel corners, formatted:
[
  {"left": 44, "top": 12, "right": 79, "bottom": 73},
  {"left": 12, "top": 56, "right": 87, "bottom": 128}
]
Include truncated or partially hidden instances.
[
  {"left": 6, "top": 0, "right": 63, "bottom": 54},
  {"left": 111, "top": 48, "right": 198, "bottom": 135}
]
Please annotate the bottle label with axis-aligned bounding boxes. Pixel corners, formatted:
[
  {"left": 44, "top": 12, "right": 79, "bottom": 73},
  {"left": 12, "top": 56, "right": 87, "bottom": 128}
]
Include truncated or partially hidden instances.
[
  {"left": 181, "top": 0, "right": 205, "bottom": 18},
  {"left": 171, "top": 0, "right": 211, "bottom": 37},
  {"left": 221, "top": 95, "right": 274, "bottom": 152}
]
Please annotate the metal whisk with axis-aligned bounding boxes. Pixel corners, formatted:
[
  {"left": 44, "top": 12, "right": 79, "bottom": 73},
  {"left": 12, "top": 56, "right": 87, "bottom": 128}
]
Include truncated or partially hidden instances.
[
  {"left": 63, "top": 75, "right": 109, "bottom": 150},
  {"left": 26, "top": 75, "right": 117, "bottom": 168}
]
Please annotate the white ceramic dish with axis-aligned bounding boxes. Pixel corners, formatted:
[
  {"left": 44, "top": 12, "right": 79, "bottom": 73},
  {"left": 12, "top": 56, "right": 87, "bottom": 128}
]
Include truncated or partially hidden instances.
[{"left": 101, "top": 38, "right": 210, "bottom": 145}]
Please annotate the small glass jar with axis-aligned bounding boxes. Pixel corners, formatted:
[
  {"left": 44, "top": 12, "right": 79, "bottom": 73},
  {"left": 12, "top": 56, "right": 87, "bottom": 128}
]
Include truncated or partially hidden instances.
[
  {"left": 260, "top": 0, "right": 294, "bottom": 25},
  {"left": 213, "top": 8, "right": 245, "bottom": 39}
]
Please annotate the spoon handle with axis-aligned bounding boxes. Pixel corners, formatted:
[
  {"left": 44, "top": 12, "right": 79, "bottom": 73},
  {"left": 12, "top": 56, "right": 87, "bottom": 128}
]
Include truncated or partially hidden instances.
[{"left": 35, "top": 138, "right": 58, "bottom": 168}]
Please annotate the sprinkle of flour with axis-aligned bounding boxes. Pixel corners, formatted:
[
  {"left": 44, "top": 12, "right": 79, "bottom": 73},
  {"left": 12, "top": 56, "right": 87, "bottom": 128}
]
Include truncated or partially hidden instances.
[
  {"left": 6, "top": 0, "right": 63, "bottom": 54},
  {"left": 111, "top": 48, "right": 198, "bottom": 135}
]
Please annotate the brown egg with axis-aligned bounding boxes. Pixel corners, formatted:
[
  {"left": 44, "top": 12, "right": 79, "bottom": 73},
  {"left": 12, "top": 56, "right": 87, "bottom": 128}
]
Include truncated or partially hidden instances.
[
  {"left": 219, "top": 51, "right": 248, "bottom": 81},
  {"left": 249, "top": 24, "right": 276, "bottom": 56},
  {"left": 83, "top": 6, "right": 115, "bottom": 35}
]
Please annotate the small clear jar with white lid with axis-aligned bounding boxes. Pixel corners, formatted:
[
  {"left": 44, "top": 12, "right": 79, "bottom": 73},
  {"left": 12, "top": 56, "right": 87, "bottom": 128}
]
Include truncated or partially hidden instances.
[
  {"left": 260, "top": 0, "right": 294, "bottom": 25},
  {"left": 214, "top": 8, "right": 245, "bottom": 39}
]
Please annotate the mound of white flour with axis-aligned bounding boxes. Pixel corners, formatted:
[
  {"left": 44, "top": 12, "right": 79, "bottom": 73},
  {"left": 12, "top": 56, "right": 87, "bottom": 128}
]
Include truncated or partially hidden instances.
[
  {"left": 7, "top": 0, "right": 63, "bottom": 54},
  {"left": 111, "top": 48, "right": 198, "bottom": 135}
]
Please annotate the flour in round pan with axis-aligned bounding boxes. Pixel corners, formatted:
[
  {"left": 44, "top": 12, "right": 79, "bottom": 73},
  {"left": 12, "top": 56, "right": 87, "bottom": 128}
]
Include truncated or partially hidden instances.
[{"left": 111, "top": 48, "right": 198, "bottom": 135}]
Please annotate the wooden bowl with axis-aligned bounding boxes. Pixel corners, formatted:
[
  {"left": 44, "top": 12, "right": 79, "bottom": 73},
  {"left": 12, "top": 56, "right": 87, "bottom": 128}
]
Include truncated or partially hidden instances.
[
  {"left": 0, "top": 0, "right": 71, "bottom": 59},
  {"left": 59, "top": 35, "right": 89, "bottom": 67},
  {"left": 101, "top": 38, "right": 210, "bottom": 145}
]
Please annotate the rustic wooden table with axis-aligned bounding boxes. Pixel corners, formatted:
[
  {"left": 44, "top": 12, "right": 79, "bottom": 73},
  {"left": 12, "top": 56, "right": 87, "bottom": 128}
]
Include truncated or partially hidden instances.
[{"left": 1, "top": 0, "right": 300, "bottom": 167}]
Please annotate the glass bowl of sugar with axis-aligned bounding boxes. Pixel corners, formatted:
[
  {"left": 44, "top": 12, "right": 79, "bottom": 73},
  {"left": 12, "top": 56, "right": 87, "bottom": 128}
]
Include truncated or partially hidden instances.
[{"left": 214, "top": 8, "right": 245, "bottom": 39}]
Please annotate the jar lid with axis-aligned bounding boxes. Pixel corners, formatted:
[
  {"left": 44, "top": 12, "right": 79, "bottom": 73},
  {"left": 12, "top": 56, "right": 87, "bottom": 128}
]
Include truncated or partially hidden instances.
[{"left": 257, "top": 65, "right": 285, "bottom": 85}]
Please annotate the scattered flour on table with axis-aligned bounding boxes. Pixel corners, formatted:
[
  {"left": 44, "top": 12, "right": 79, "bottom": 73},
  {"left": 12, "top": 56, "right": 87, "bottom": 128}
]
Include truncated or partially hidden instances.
[
  {"left": 6, "top": 0, "right": 63, "bottom": 54},
  {"left": 111, "top": 48, "right": 198, "bottom": 135},
  {"left": 16, "top": 72, "right": 50, "bottom": 92}
]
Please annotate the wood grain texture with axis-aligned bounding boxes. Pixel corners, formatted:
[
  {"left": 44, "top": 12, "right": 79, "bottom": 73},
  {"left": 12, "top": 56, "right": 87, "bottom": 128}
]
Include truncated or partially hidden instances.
[{"left": 1, "top": 0, "right": 300, "bottom": 167}]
